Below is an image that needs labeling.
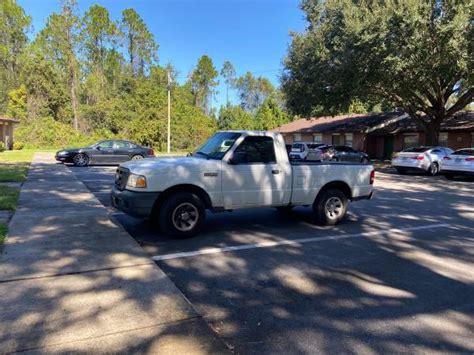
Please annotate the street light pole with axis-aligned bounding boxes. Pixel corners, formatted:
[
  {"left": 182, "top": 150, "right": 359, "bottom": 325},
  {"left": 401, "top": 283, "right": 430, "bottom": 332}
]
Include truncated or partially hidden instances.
[{"left": 167, "top": 70, "right": 171, "bottom": 154}]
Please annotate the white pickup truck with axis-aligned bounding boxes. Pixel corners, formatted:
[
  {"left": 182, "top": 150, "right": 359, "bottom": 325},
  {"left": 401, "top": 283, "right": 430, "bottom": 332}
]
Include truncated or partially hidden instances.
[{"left": 112, "top": 131, "right": 374, "bottom": 238}]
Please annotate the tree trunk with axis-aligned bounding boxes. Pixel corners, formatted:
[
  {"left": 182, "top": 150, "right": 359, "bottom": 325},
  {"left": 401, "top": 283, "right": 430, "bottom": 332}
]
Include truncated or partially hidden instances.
[
  {"left": 70, "top": 63, "right": 79, "bottom": 131},
  {"left": 424, "top": 124, "right": 440, "bottom": 146}
]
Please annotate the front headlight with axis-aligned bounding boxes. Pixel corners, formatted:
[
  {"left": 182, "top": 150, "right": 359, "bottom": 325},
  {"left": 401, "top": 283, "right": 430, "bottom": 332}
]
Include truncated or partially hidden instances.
[
  {"left": 127, "top": 173, "right": 147, "bottom": 188},
  {"left": 58, "top": 151, "right": 68, "bottom": 156}
]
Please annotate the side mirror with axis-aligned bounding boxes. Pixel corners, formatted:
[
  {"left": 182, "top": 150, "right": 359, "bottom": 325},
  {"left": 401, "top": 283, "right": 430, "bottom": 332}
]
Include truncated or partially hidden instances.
[
  {"left": 229, "top": 151, "right": 248, "bottom": 165},
  {"left": 95, "top": 146, "right": 101, "bottom": 150}
]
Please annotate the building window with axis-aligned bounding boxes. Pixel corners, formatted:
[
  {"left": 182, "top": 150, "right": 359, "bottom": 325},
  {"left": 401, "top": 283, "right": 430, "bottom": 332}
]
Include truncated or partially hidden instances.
[
  {"left": 313, "top": 133, "right": 323, "bottom": 144},
  {"left": 293, "top": 133, "right": 301, "bottom": 142},
  {"left": 332, "top": 134, "right": 343, "bottom": 145},
  {"left": 345, "top": 133, "right": 353, "bottom": 147},
  {"left": 403, "top": 133, "right": 418, "bottom": 148},
  {"left": 438, "top": 132, "right": 448, "bottom": 147}
]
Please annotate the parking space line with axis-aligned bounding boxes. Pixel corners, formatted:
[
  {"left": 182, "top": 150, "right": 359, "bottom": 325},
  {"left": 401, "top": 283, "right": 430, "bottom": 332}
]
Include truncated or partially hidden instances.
[{"left": 151, "top": 223, "right": 451, "bottom": 261}]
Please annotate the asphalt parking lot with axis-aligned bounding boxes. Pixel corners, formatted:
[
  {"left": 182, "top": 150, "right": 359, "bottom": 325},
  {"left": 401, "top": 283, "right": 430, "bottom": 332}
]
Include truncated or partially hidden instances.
[{"left": 69, "top": 164, "right": 474, "bottom": 353}]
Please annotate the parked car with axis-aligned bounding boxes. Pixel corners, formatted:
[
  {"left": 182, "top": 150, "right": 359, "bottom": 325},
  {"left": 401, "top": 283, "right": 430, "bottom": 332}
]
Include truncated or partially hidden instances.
[
  {"left": 307, "top": 144, "right": 335, "bottom": 161},
  {"left": 112, "top": 130, "right": 375, "bottom": 238},
  {"left": 391, "top": 146, "right": 453, "bottom": 175},
  {"left": 55, "top": 140, "right": 155, "bottom": 167},
  {"left": 332, "top": 146, "right": 370, "bottom": 163},
  {"left": 289, "top": 142, "right": 327, "bottom": 160},
  {"left": 440, "top": 148, "right": 474, "bottom": 179}
]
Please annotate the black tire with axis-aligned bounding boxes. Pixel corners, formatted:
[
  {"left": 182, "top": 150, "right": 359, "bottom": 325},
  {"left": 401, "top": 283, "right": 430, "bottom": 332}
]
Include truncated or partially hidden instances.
[
  {"left": 313, "top": 188, "right": 348, "bottom": 226},
  {"left": 158, "top": 192, "right": 206, "bottom": 238},
  {"left": 445, "top": 174, "right": 455, "bottom": 180},
  {"left": 427, "top": 162, "right": 439, "bottom": 176},
  {"left": 73, "top": 153, "right": 89, "bottom": 167},
  {"left": 396, "top": 168, "right": 407, "bottom": 174},
  {"left": 131, "top": 154, "right": 144, "bottom": 160}
]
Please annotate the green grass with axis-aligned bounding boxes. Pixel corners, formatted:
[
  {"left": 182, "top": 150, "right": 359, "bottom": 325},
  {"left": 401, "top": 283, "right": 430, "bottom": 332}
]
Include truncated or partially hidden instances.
[
  {"left": 0, "top": 223, "right": 6, "bottom": 244},
  {"left": 0, "top": 186, "right": 20, "bottom": 210},
  {"left": 0, "top": 150, "right": 35, "bottom": 182}
]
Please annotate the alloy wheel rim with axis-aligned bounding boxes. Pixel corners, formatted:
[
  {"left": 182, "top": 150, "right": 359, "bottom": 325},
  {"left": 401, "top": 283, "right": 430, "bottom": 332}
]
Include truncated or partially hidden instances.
[
  {"left": 172, "top": 202, "right": 199, "bottom": 232},
  {"left": 132, "top": 155, "right": 143, "bottom": 160},
  {"left": 325, "top": 196, "right": 343, "bottom": 219},
  {"left": 75, "top": 154, "right": 87, "bottom": 165}
]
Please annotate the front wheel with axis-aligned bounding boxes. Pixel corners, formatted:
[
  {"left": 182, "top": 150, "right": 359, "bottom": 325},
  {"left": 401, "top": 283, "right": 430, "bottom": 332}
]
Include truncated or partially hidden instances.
[
  {"left": 73, "top": 153, "right": 89, "bottom": 167},
  {"left": 158, "top": 192, "right": 206, "bottom": 238},
  {"left": 313, "top": 188, "right": 348, "bottom": 226}
]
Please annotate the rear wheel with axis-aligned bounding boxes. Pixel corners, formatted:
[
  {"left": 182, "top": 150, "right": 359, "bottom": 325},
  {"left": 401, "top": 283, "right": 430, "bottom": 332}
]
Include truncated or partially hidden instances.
[
  {"left": 73, "top": 153, "right": 89, "bottom": 167},
  {"left": 313, "top": 188, "right": 348, "bottom": 226},
  {"left": 158, "top": 192, "right": 206, "bottom": 238},
  {"left": 428, "top": 162, "right": 439, "bottom": 176},
  {"left": 131, "top": 154, "right": 144, "bottom": 160}
]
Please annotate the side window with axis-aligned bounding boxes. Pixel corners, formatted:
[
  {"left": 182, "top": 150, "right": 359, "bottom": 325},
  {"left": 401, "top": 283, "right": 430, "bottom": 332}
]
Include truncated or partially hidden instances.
[
  {"left": 233, "top": 136, "right": 276, "bottom": 164},
  {"left": 112, "top": 141, "right": 128, "bottom": 149},
  {"left": 98, "top": 141, "right": 113, "bottom": 149}
]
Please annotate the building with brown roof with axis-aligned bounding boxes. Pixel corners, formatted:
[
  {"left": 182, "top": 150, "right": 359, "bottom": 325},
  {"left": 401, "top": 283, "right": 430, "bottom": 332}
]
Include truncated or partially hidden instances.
[
  {"left": 272, "top": 111, "right": 474, "bottom": 159},
  {"left": 0, "top": 116, "right": 20, "bottom": 150}
]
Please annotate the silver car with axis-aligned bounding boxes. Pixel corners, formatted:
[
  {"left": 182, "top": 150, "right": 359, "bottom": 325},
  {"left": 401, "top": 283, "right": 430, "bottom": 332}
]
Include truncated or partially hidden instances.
[
  {"left": 440, "top": 148, "right": 474, "bottom": 179},
  {"left": 391, "top": 146, "right": 453, "bottom": 176}
]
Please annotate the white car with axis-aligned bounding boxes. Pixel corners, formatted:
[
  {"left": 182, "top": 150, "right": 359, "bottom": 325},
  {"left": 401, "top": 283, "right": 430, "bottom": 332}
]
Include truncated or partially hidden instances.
[
  {"left": 392, "top": 146, "right": 453, "bottom": 176},
  {"left": 112, "top": 131, "right": 375, "bottom": 238},
  {"left": 289, "top": 142, "right": 326, "bottom": 160},
  {"left": 440, "top": 148, "right": 474, "bottom": 179}
]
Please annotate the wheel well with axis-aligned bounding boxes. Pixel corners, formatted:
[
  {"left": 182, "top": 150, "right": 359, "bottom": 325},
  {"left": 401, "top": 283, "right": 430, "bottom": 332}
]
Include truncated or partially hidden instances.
[
  {"left": 315, "top": 181, "right": 352, "bottom": 202},
  {"left": 152, "top": 184, "right": 213, "bottom": 215}
]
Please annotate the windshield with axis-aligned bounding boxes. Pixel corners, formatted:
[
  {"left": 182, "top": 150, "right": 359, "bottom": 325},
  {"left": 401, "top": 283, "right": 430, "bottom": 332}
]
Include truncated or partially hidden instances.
[{"left": 194, "top": 132, "right": 241, "bottom": 160}]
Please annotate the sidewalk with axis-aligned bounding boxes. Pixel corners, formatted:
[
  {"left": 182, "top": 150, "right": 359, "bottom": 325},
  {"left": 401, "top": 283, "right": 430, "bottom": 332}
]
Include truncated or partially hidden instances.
[{"left": 0, "top": 153, "right": 228, "bottom": 353}]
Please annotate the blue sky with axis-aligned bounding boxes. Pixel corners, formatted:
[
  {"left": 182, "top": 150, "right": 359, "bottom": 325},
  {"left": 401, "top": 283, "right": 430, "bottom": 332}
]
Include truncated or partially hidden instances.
[{"left": 18, "top": 0, "right": 306, "bottom": 109}]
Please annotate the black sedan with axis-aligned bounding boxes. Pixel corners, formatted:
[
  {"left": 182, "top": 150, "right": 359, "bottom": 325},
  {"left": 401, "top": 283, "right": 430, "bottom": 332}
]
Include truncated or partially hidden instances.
[
  {"left": 55, "top": 140, "right": 155, "bottom": 166},
  {"left": 332, "top": 145, "right": 370, "bottom": 163}
]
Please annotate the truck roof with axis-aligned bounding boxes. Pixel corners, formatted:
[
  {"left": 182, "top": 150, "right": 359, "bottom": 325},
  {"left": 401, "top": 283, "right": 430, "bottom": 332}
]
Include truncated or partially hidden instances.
[{"left": 217, "top": 130, "right": 282, "bottom": 137}]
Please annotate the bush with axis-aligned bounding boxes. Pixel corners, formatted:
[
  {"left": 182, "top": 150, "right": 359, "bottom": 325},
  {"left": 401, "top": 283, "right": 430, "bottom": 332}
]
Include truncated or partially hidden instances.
[
  {"left": 13, "top": 142, "right": 24, "bottom": 150},
  {"left": 15, "top": 117, "right": 118, "bottom": 149},
  {"left": 0, "top": 142, "right": 5, "bottom": 153}
]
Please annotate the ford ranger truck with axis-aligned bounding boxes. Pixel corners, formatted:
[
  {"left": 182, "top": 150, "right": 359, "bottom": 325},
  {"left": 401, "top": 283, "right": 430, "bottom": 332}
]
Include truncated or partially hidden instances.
[{"left": 112, "top": 131, "right": 375, "bottom": 238}]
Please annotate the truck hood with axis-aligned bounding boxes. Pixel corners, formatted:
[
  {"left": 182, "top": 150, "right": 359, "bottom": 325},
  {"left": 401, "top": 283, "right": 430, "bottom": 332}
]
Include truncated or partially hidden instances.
[{"left": 120, "top": 156, "right": 219, "bottom": 175}]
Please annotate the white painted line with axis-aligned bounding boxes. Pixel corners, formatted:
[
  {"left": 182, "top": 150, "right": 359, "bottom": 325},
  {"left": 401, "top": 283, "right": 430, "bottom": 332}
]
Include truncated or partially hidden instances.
[{"left": 151, "top": 223, "right": 451, "bottom": 261}]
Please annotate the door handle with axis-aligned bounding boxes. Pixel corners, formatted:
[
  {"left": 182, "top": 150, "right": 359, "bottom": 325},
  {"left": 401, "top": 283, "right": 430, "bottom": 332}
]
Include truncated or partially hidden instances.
[{"left": 272, "top": 169, "right": 280, "bottom": 174}]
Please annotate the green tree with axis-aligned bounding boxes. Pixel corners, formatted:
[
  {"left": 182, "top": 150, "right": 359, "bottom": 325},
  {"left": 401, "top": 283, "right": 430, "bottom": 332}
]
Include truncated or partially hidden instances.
[
  {"left": 82, "top": 5, "right": 117, "bottom": 71},
  {"left": 121, "top": 8, "right": 158, "bottom": 77},
  {"left": 38, "top": 0, "right": 82, "bottom": 130},
  {"left": 234, "top": 72, "right": 276, "bottom": 112},
  {"left": 190, "top": 55, "right": 219, "bottom": 114},
  {"left": 0, "top": 0, "right": 31, "bottom": 112},
  {"left": 254, "top": 97, "right": 290, "bottom": 130},
  {"left": 218, "top": 105, "right": 254, "bottom": 130},
  {"left": 220, "top": 60, "right": 236, "bottom": 106},
  {"left": 282, "top": 0, "right": 473, "bottom": 145}
]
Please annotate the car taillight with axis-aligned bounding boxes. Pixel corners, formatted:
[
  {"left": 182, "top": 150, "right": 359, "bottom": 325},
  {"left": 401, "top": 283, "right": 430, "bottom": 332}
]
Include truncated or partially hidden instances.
[
  {"left": 370, "top": 170, "right": 375, "bottom": 185},
  {"left": 466, "top": 157, "right": 474, "bottom": 162},
  {"left": 443, "top": 156, "right": 451, "bottom": 160},
  {"left": 149, "top": 149, "right": 155, "bottom": 156},
  {"left": 412, "top": 155, "right": 424, "bottom": 160}
]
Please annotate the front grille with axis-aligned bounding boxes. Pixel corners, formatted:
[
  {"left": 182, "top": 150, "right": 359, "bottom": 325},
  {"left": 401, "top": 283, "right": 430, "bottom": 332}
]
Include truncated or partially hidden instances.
[{"left": 115, "top": 167, "right": 130, "bottom": 190}]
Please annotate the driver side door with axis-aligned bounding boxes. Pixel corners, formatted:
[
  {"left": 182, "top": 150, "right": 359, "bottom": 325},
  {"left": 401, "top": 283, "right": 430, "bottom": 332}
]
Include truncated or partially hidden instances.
[{"left": 221, "top": 136, "right": 288, "bottom": 209}]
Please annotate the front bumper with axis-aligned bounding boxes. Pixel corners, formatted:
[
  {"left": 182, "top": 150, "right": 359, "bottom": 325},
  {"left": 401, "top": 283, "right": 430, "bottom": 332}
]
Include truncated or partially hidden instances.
[
  {"left": 111, "top": 185, "right": 160, "bottom": 218},
  {"left": 55, "top": 154, "right": 73, "bottom": 163}
]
